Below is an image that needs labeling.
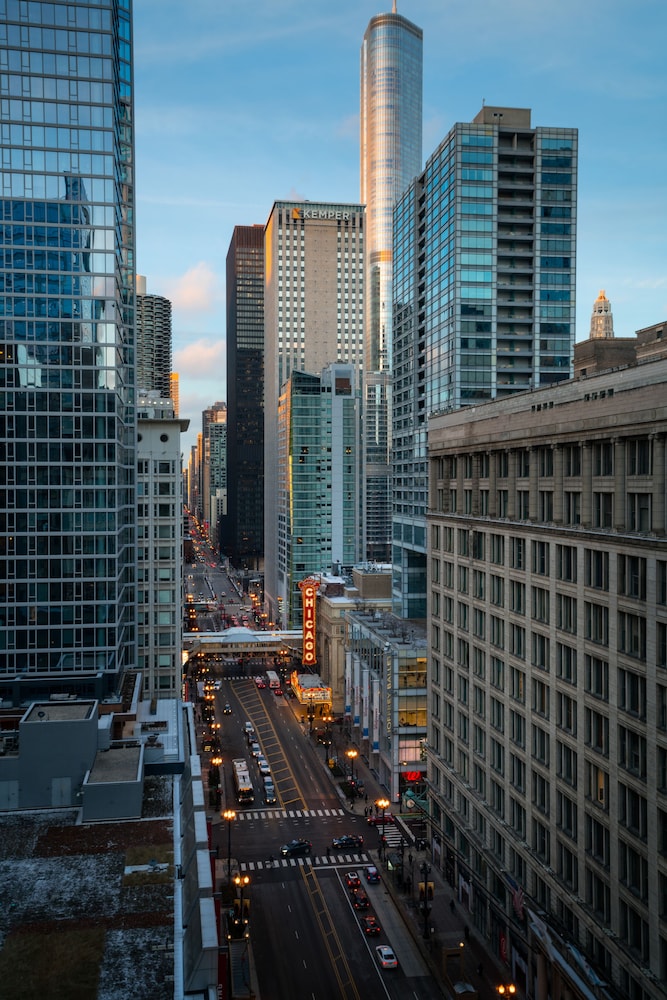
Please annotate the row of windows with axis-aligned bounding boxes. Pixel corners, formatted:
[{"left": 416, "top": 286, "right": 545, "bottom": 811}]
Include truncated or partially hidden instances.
[
  {"left": 435, "top": 438, "right": 650, "bottom": 480},
  {"left": 434, "top": 549, "right": 659, "bottom": 600}
]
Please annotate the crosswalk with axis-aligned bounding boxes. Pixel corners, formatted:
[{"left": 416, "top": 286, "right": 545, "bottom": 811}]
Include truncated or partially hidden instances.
[
  {"left": 236, "top": 807, "right": 346, "bottom": 821},
  {"left": 240, "top": 852, "right": 370, "bottom": 872}
]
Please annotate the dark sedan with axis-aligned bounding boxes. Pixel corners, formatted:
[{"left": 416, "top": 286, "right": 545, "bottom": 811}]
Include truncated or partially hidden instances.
[
  {"left": 280, "top": 839, "right": 312, "bottom": 858},
  {"left": 332, "top": 833, "right": 364, "bottom": 850}
]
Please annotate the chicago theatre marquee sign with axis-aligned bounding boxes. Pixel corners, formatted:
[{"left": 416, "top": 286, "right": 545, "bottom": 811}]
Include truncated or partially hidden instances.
[{"left": 298, "top": 576, "right": 320, "bottom": 668}]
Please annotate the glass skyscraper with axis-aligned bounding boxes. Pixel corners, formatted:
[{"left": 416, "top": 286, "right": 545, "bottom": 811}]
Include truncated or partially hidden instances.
[
  {"left": 222, "top": 225, "right": 264, "bottom": 570},
  {"left": 393, "top": 106, "right": 578, "bottom": 618},
  {"left": 0, "top": 0, "right": 136, "bottom": 698},
  {"left": 360, "top": 8, "right": 422, "bottom": 561}
]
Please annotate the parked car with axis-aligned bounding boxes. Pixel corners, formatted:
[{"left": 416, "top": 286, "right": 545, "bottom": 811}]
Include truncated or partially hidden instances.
[
  {"left": 376, "top": 945, "right": 398, "bottom": 969},
  {"left": 360, "top": 916, "right": 381, "bottom": 935},
  {"left": 281, "top": 839, "right": 312, "bottom": 858},
  {"left": 332, "top": 834, "right": 364, "bottom": 850}
]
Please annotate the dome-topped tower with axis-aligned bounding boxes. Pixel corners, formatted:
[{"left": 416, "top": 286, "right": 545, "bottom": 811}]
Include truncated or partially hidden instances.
[{"left": 590, "top": 289, "right": 615, "bottom": 339}]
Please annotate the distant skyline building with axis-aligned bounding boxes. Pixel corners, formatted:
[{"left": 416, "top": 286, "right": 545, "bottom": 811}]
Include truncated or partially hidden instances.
[
  {"left": 0, "top": 0, "right": 136, "bottom": 699},
  {"left": 137, "top": 394, "right": 189, "bottom": 700},
  {"left": 392, "top": 106, "right": 578, "bottom": 618},
  {"left": 589, "top": 289, "right": 614, "bottom": 339},
  {"left": 276, "top": 363, "right": 362, "bottom": 629},
  {"left": 136, "top": 275, "right": 172, "bottom": 400},
  {"left": 222, "top": 224, "right": 265, "bottom": 570},
  {"left": 263, "top": 200, "right": 365, "bottom": 628},
  {"left": 360, "top": 7, "right": 423, "bottom": 561},
  {"left": 201, "top": 401, "right": 226, "bottom": 544}
]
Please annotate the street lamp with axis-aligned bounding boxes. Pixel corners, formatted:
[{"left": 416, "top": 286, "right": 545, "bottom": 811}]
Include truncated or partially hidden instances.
[
  {"left": 496, "top": 987, "right": 516, "bottom": 997},
  {"left": 233, "top": 874, "right": 251, "bottom": 938},
  {"left": 346, "top": 748, "right": 358, "bottom": 783},
  {"left": 222, "top": 808, "right": 236, "bottom": 882},
  {"left": 420, "top": 860, "right": 432, "bottom": 938},
  {"left": 376, "top": 797, "right": 390, "bottom": 859}
]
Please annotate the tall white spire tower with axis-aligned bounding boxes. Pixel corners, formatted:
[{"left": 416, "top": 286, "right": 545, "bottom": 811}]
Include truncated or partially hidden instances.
[
  {"left": 360, "top": 8, "right": 423, "bottom": 559},
  {"left": 589, "top": 289, "right": 615, "bottom": 339}
]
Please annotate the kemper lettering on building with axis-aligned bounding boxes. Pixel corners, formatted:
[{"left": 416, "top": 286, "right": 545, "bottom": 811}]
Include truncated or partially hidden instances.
[
  {"left": 291, "top": 207, "right": 352, "bottom": 221},
  {"left": 298, "top": 576, "right": 320, "bottom": 667}
]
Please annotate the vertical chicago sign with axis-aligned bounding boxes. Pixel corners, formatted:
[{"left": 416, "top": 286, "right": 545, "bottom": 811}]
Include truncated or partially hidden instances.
[{"left": 298, "top": 577, "right": 319, "bottom": 668}]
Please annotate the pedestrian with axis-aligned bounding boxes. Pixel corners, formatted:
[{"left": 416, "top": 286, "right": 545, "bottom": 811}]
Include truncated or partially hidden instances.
[
  {"left": 364, "top": 806, "right": 368, "bottom": 818},
  {"left": 326, "top": 846, "right": 331, "bottom": 860}
]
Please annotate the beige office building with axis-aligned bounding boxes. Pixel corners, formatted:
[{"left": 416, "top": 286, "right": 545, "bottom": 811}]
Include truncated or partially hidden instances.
[
  {"left": 263, "top": 201, "right": 365, "bottom": 627},
  {"left": 427, "top": 354, "right": 667, "bottom": 1000}
]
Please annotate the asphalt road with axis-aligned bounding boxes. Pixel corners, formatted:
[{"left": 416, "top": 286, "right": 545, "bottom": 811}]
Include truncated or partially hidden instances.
[{"left": 203, "top": 678, "right": 444, "bottom": 1000}]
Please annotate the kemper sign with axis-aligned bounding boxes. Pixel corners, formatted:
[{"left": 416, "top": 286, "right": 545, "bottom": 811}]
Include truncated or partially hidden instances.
[
  {"left": 291, "top": 206, "right": 354, "bottom": 221},
  {"left": 298, "top": 576, "right": 319, "bottom": 667}
]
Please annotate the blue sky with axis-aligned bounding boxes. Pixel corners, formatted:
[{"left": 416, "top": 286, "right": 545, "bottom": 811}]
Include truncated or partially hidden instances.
[{"left": 133, "top": 0, "right": 667, "bottom": 454}]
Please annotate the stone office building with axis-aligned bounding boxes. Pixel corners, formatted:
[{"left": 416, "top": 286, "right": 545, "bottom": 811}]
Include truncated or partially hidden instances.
[{"left": 427, "top": 354, "right": 667, "bottom": 1000}]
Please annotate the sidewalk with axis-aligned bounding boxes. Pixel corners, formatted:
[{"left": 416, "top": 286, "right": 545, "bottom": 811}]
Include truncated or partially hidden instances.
[{"left": 299, "top": 720, "right": 509, "bottom": 1000}]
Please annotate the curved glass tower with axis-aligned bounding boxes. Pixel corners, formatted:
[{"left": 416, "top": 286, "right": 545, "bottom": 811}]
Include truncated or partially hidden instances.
[
  {"left": 360, "top": 6, "right": 422, "bottom": 562},
  {"left": 361, "top": 7, "right": 422, "bottom": 373},
  {"left": 0, "top": 0, "right": 136, "bottom": 698}
]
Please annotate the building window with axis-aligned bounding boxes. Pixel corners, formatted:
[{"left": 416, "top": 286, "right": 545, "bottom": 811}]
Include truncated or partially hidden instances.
[
  {"left": 626, "top": 438, "right": 652, "bottom": 476},
  {"left": 618, "top": 782, "right": 647, "bottom": 840},
  {"left": 618, "top": 554, "right": 647, "bottom": 600},
  {"left": 532, "top": 724, "right": 550, "bottom": 766},
  {"left": 585, "top": 549, "right": 609, "bottom": 590},
  {"left": 593, "top": 492, "right": 613, "bottom": 528},
  {"left": 510, "top": 580, "right": 525, "bottom": 614},
  {"left": 557, "top": 642, "right": 577, "bottom": 684},
  {"left": 585, "top": 813, "right": 610, "bottom": 865},
  {"left": 593, "top": 441, "right": 613, "bottom": 476},
  {"left": 557, "top": 593, "right": 577, "bottom": 634},
  {"left": 538, "top": 490, "right": 553, "bottom": 521},
  {"left": 618, "top": 667, "right": 646, "bottom": 720},
  {"left": 490, "top": 534, "right": 505, "bottom": 565},
  {"left": 490, "top": 575, "right": 505, "bottom": 607},
  {"left": 532, "top": 540, "right": 550, "bottom": 575},
  {"left": 510, "top": 710, "right": 525, "bottom": 748},
  {"left": 532, "top": 586, "right": 550, "bottom": 624},
  {"left": 627, "top": 493, "right": 651, "bottom": 532},
  {"left": 533, "top": 819, "right": 550, "bottom": 863},
  {"left": 585, "top": 707, "right": 609, "bottom": 755},
  {"left": 585, "top": 603, "right": 609, "bottom": 647},
  {"left": 618, "top": 725, "right": 647, "bottom": 780},
  {"left": 557, "top": 544, "right": 577, "bottom": 582},
  {"left": 618, "top": 611, "right": 646, "bottom": 660},
  {"left": 557, "top": 740, "right": 577, "bottom": 787},
  {"left": 564, "top": 491, "right": 581, "bottom": 524},
  {"left": 510, "top": 666, "right": 525, "bottom": 704},
  {"left": 557, "top": 692, "right": 577, "bottom": 735},
  {"left": 532, "top": 771, "right": 550, "bottom": 815},
  {"left": 538, "top": 447, "right": 553, "bottom": 477},
  {"left": 585, "top": 654, "right": 609, "bottom": 699},
  {"left": 511, "top": 536, "right": 526, "bottom": 570}
]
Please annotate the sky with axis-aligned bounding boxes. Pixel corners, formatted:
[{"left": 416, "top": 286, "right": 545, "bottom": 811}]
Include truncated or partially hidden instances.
[{"left": 132, "top": 0, "right": 667, "bottom": 455}]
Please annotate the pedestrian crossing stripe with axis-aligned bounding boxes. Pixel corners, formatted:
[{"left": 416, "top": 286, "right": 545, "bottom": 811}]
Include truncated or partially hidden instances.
[
  {"left": 240, "top": 852, "right": 370, "bottom": 872},
  {"left": 236, "top": 808, "right": 346, "bottom": 820}
]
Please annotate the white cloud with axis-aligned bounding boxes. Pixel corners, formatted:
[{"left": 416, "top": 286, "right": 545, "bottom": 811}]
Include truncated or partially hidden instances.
[{"left": 165, "top": 263, "right": 220, "bottom": 314}]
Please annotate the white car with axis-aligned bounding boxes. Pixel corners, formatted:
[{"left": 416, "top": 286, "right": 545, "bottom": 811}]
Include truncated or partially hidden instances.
[
  {"left": 376, "top": 945, "right": 398, "bottom": 969},
  {"left": 259, "top": 762, "right": 271, "bottom": 778}
]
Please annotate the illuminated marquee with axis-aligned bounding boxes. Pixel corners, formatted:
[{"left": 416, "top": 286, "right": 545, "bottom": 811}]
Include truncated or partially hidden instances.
[{"left": 298, "top": 576, "right": 319, "bottom": 667}]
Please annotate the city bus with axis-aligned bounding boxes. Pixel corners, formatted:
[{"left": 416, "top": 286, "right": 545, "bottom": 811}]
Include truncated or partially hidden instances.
[
  {"left": 266, "top": 670, "right": 280, "bottom": 690},
  {"left": 232, "top": 758, "right": 254, "bottom": 804}
]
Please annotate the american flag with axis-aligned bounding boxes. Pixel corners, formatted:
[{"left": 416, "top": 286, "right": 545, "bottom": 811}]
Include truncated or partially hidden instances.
[{"left": 512, "top": 884, "right": 525, "bottom": 920}]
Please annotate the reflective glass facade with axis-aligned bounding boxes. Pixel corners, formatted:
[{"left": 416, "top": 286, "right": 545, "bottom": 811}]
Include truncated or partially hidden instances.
[
  {"left": 0, "top": 0, "right": 136, "bottom": 693},
  {"left": 360, "top": 11, "right": 422, "bottom": 371},
  {"left": 360, "top": 11, "right": 422, "bottom": 562},
  {"left": 392, "top": 107, "right": 577, "bottom": 619},
  {"left": 222, "top": 225, "right": 264, "bottom": 568}
]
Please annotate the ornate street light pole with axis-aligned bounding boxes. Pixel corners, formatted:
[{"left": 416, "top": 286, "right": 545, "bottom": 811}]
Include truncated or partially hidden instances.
[{"left": 222, "top": 808, "right": 236, "bottom": 882}]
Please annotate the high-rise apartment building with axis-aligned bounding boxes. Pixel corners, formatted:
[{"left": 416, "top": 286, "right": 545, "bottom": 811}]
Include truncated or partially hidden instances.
[
  {"left": 201, "top": 401, "right": 226, "bottom": 544},
  {"left": 276, "top": 363, "right": 362, "bottom": 628},
  {"left": 427, "top": 355, "right": 667, "bottom": 1000},
  {"left": 393, "top": 106, "right": 578, "bottom": 618},
  {"left": 263, "top": 200, "right": 365, "bottom": 627},
  {"left": 361, "top": 7, "right": 422, "bottom": 560},
  {"left": 222, "top": 225, "right": 264, "bottom": 570},
  {"left": 137, "top": 394, "right": 189, "bottom": 700},
  {"left": 136, "top": 275, "right": 172, "bottom": 400},
  {"left": 0, "top": 0, "right": 136, "bottom": 700}
]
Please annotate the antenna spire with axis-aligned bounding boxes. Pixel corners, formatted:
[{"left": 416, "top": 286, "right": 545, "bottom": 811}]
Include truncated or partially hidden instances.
[{"left": 392, "top": 0, "right": 397, "bottom": 11}]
